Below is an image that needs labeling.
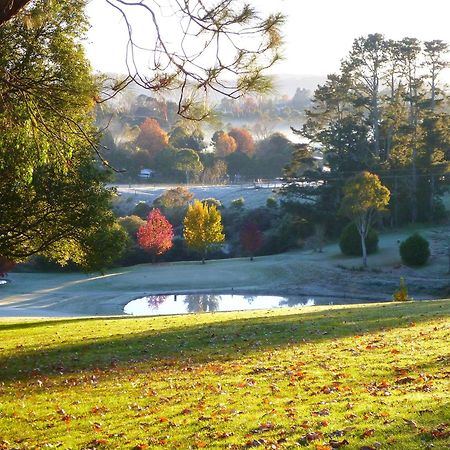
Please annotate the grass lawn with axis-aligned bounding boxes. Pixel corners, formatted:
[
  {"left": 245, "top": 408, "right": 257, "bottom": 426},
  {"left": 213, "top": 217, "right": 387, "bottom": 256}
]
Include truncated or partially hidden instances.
[{"left": 0, "top": 301, "right": 449, "bottom": 449}]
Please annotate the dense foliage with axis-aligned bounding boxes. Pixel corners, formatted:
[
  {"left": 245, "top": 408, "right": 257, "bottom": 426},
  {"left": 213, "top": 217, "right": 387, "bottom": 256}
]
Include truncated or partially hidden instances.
[
  {"left": 240, "top": 222, "right": 263, "bottom": 260},
  {"left": 137, "top": 209, "right": 174, "bottom": 262},
  {"left": 400, "top": 233, "right": 430, "bottom": 266},
  {"left": 339, "top": 172, "right": 390, "bottom": 265},
  {"left": 282, "top": 34, "right": 450, "bottom": 231},
  {"left": 183, "top": 200, "right": 225, "bottom": 263},
  {"left": 0, "top": 0, "right": 125, "bottom": 270},
  {"left": 339, "top": 223, "right": 379, "bottom": 256}
]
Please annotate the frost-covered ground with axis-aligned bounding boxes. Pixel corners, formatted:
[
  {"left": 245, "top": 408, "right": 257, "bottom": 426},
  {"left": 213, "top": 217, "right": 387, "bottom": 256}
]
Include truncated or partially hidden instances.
[
  {"left": 1, "top": 226, "right": 448, "bottom": 318},
  {"left": 113, "top": 182, "right": 282, "bottom": 212}
]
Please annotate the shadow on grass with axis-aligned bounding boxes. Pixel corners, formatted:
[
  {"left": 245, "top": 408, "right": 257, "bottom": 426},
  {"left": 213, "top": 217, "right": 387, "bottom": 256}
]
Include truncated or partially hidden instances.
[
  {"left": 0, "top": 317, "right": 110, "bottom": 331},
  {"left": 0, "top": 300, "right": 448, "bottom": 382}
]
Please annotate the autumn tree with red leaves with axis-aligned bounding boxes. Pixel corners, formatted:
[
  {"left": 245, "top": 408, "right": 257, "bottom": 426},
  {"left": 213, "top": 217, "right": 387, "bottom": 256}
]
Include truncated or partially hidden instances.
[
  {"left": 0, "top": 256, "right": 15, "bottom": 278},
  {"left": 240, "top": 222, "right": 263, "bottom": 261},
  {"left": 229, "top": 128, "right": 256, "bottom": 156},
  {"left": 135, "top": 118, "right": 169, "bottom": 163},
  {"left": 137, "top": 209, "right": 174, "bottom": 262}
]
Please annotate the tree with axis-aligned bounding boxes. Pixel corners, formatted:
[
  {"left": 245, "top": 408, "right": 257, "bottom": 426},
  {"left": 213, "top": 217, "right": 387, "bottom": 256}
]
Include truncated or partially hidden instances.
[
  {"left": 240, "top": 222, "right": 263, "bottom": 260},
  {"left": 0, "top": 257, "right": 15, "bottom": 278},
  {"left": 228, "top": 128, "right": 256, "bottom": 156},
  {"left": 0, "top": 149, "right": 124, "bottom": 268},
  {"left": 199, "top": 154, "right": 228, "bottom": 184},
  {"left": 423, "top": 40, "right": 449, "bottom": 111},
  {"left": 135, "top": 118, "right": 169, "bottom": 162},
  {"left": 118, "top": 215, "right": 146, "bottom": 241},
  {"left": 339, "top": 172, "right": 390, "bottom": 267},
  {"left": 183, "top": 200, "right": 225, "bottom": 263},
  {"left": 342, "top": 34, "right": 388, "bottom": 158},
  {"left": 174, "top": 148, "right": 203, "bottom": 183},
  {"left": 153, "top": 187, "right": 194, "bottom": 210},
  {"left": 81, "top": 222, "right": 128, "bottom": 273},
  {"left": 169, "top": 126, "right": 205, "bottom": 151},
  {"left": 255, "top": 132, "right": 294, "bottom": 178},
  {"left": 1, "top": 2, "right": 284, "bottom": 120},
  {"left": 137, "top": 209, "right": 174, "bottom": 262},
  {"left": 0, "top": 0, "right": 126, "bottom": 269},
  {"left": 213, "top": 131, "right": 237, "bottom": 157}
]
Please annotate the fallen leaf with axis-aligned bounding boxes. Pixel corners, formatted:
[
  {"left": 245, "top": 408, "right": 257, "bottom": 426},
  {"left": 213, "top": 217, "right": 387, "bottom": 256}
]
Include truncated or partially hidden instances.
[
  {"left": 361, "top": 429, "right": 375, "bottom": 438},
  {"left": 329, "top": 440, "right": 349, "bottom": 448}
]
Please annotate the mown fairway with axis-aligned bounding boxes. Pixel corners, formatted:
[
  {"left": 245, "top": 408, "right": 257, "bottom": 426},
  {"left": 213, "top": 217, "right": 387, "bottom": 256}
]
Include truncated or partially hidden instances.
[{"left": 0, "top": 300, "right": 449, "bottom": 449}]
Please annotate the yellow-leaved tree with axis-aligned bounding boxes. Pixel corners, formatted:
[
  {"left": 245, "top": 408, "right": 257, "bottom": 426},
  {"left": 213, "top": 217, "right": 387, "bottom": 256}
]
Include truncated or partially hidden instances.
[
  {"left": 339, "top": 171, "right": 390, "bottom": 267},
  {"left": 183, "top": 200, "right": 225, "bottom": 263}
]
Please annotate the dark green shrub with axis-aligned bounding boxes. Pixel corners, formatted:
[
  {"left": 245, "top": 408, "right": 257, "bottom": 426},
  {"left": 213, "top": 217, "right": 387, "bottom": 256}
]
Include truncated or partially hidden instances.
[
  {"left": 339, "top": 222, "right": 378, "bottom": 256},
  {"left": 132, "top": 202, "right": 151, "bottom": 220},
  {"left": 231, "top": 197, "right": 245, "bottom": 208},
  {"left": 400, "top": 233, "right": 430, "bottom": 266}
]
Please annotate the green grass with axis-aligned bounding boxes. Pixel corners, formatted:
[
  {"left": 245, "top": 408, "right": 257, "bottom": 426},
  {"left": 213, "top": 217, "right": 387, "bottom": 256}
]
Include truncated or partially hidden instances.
[{"left": 0, "top": 301, "right": 449, "bottom": 449}]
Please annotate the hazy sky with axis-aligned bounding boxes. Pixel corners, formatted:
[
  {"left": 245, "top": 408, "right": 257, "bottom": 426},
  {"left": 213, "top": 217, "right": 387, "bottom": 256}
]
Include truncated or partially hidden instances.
[{"left": 85, "top": 0, "right": 450, "bottom": 78}]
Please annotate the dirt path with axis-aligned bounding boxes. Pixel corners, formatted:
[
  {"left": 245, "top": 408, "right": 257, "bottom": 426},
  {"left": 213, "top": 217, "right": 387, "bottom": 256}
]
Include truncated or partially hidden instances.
[{"left": 0, "top": 226, "right": 449, "bottom": 317}]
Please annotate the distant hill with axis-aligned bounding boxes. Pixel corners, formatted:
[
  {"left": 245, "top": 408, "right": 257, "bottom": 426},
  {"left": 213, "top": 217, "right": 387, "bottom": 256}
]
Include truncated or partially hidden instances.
[{"left": 270, "top": 74, "right": 327, "bottom": 97}]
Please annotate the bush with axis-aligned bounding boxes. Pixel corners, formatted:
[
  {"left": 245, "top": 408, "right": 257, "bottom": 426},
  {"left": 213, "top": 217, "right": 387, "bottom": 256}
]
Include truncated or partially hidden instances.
[
  {"left": 118, "top": 215, "right": 146, "bottom": 241},
  {"left": 231, "top": 197, "right": 245, "bottom": 208},
  {"left": 202, "top": 198, "right": 222, "bottom": 209},
  {"left": 392, "top": 277, "right": 410, "bottom": 302},
  {"left": 266, "top": 197, "right": 278, "bottom": 208},
  {"left": 132, "top": 202, "right": 151, "bottom": 220},
  {"left": 400, "top": 233, "right": 430, "bottom": 266},
  {"left": 339, "top": 222, "right": 378, "bottom": 256}
]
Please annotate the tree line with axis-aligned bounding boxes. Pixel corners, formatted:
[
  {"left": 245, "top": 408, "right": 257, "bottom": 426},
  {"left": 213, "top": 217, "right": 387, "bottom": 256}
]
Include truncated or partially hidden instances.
[
  {"left": 101, "top": 117, "right": 296, "bottom": 182},
  {"left": 282, "top": 34, "right": 450, "bottom": 229}
]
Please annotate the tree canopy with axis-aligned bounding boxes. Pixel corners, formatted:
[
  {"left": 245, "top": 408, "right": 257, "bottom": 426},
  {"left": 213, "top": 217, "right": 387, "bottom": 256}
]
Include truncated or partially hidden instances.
[
  {"left": 339, "top": 171, "right": 390, "bottom": 267},
  {"left": 0, "top": 0, "right": 124, "bottom": 270},
  {"left": 183, "top": 200, "right": 225, "bottom": 263},
  {"left": 137, "top": 209, "right": 174, "bottom": 262},
  {"left": 1, "top": 1, "right": 284, "bottom": 119}
]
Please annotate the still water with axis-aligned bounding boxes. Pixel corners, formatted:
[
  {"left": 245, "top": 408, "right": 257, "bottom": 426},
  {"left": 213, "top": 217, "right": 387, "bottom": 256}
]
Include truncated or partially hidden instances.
[{"left": 124, "top": 294, "right": 317, "bottom": 316}]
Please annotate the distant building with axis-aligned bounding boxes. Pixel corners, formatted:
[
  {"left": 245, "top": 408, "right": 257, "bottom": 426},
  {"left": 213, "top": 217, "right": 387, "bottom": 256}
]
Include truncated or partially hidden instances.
[{"left": 138, "top": 168, "right": 154, "bottom": 179}]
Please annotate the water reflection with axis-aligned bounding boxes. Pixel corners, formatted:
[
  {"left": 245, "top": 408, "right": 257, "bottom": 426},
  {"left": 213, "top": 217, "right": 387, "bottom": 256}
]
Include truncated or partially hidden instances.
[
  {"left": 147, "top": 295, "right": 168, "bottom": 309},
  {"left": 184, "top": 295, "right": 219, "bottom": 313},
  {"left": 123, "top": 294, "right": 317, "bottom": 316}
]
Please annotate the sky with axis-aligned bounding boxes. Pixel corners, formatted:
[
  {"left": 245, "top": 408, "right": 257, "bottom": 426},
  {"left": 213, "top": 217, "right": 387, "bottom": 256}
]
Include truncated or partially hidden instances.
[{"left": 85, "top": 0, "right": 450, "bottom": 80}]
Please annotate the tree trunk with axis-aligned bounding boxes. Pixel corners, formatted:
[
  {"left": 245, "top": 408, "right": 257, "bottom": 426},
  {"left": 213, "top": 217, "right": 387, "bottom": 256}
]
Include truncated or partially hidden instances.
[
  {"left": 431, "top": 72, "right": 436, "bottom": 111},
  {"left": 0, "top": 0, "right": 32, "bottom": 26},
  {"left": 393, "top": 175, "right": 399, "bottom": 227},
  {"left": 385, "top": 129, "right": 392, "bottom": 161},
  {"left": 360, "top": 231, "right": 368, "bottom": 268},
  {"left": 372, "top": 75, "right": 381, "bottom": 158},
  {"left": 411, "top": 147, "right": 418, "bottom": 223},
  {"left": 430, "top": 174, "right": 435, "bottom": 221}
]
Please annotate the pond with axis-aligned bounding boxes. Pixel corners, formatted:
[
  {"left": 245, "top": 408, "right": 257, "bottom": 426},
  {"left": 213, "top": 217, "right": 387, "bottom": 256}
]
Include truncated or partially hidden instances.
[{"left": 123, "top": 293, "right": 378, "bottom": 316}]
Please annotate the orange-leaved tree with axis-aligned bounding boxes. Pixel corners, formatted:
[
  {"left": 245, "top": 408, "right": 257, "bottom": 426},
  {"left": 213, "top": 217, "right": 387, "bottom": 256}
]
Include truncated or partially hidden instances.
[
  {"left": 213, "top": 130, "right": 237, "bottom": 157},
  {"left": 183, "top": 200, "right": 225, "bottom": 263},
  {"left": 339, "top": 171, "right": 390, "bottom": 267},
  {"left": 135, "top": 118, "right": 169, "bottom": 163},
  {"left": 229, "top": 127, "right": 256, "bottom": 156},
  {"left": 137, "top": 209, "right": 174, "bottom": 262}
]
